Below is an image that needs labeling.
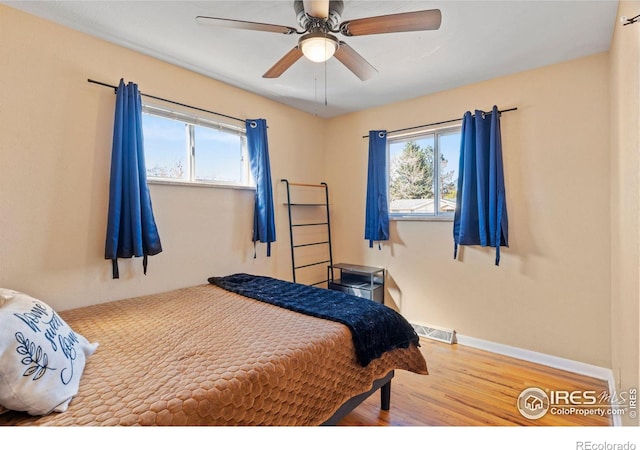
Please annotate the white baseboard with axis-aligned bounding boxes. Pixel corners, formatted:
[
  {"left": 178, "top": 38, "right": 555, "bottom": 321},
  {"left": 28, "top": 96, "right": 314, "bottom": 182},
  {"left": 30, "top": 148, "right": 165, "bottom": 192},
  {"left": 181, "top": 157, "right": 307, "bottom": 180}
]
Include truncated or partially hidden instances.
[{"left": 454, "top": 334, "right": 621, "bottom": 426}]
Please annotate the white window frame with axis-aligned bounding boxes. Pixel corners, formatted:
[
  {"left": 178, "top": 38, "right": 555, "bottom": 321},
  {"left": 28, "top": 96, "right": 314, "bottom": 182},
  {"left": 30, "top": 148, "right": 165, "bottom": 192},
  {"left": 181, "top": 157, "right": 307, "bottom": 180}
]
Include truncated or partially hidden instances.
[
  {"left": 142, "top": 103, "right": 252, "bottom": 189},
  {"left": 387, "top": 124, "right": 462, "bottom": 221}
]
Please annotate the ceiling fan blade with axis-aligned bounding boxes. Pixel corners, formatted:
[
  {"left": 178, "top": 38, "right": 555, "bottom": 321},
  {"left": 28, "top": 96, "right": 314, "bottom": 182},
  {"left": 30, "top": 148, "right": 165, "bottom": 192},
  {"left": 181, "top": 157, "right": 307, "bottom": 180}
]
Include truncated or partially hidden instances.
[
  {"left": 196, "top": 16, "right": 297, "bottom": 35},
  {"left": 340, "top": 9, "right": 442, "bottom": 36},
  {"left": 334, "top": 42, "right": 377, "bottom": 81},
  {"left": 263, "top": 47, "right": 304, "bottom": 78},
  {"left": 303, "top": 0, "right": 329, "bottom": 19}
]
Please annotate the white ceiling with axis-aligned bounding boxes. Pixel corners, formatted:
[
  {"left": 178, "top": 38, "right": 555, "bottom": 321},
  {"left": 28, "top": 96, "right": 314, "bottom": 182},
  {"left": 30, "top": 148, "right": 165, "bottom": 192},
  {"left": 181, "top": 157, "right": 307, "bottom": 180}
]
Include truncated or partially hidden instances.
[{"left": 5, "top": 0, "right": 619, "bottom": 118}]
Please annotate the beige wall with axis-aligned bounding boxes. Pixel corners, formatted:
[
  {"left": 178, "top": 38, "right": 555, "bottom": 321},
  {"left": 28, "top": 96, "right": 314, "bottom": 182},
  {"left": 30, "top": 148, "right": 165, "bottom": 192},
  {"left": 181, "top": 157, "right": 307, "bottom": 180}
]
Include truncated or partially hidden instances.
[
  {"left": 0, "top": 5, "right": 326, "bottom": 310},
  {"left": 325, "top": 53, "right": 612, "bottom": 368},
  {"left": 1, "top": 3, "right": 636, "bottom": 384},
  {"left": 610, "top": 0, "right": 640, "bottom": 426}
]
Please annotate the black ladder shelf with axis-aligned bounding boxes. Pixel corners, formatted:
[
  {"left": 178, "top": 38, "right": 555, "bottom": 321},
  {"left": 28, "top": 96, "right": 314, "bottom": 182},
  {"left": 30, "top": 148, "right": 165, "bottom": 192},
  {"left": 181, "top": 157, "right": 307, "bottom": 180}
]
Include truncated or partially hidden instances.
[{"left": 281, "top": 179, "right": 333, "bottom": 287}]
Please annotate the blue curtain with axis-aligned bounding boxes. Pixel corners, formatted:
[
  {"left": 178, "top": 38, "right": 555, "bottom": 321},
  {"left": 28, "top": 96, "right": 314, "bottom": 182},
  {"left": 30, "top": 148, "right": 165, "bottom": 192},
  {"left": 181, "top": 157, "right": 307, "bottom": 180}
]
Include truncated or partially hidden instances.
[
  {"left": 453, "top": 106, "right": 508, "bottom": 265},
  {"left": 364, "top": 130, "right": 389, "bottom": 248},
  {"left": 246, "top": 119, "right": 276, "bottom": 256},
  {"left": 105, "top": 79, "right": 162, "bottom": 279}
]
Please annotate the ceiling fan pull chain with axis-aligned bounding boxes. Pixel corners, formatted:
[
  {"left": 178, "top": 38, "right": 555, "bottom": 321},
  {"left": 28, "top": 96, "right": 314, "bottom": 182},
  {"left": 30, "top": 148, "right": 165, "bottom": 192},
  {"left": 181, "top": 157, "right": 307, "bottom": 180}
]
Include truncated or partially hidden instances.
[
  {"left": 324, "top": 58, "right": 328, "bottom": 107},
  {"left": 314, "top": 75, "right": 318, "bottom": 116}
]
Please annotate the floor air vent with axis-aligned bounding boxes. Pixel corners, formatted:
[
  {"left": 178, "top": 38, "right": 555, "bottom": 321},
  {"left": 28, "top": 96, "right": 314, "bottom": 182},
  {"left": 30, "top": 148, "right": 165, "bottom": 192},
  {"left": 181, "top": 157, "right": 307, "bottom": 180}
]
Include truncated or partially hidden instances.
[{"left": 411, "top": 323, "right": 455, "bottom": 344}]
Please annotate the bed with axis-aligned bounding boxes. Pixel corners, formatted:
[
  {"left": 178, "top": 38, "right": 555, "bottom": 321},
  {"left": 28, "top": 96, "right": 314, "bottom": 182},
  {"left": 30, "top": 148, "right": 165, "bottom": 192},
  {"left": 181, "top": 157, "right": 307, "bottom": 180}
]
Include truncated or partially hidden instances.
[{"left": 0, "top": 274, "right": 428, "bottom": 426}]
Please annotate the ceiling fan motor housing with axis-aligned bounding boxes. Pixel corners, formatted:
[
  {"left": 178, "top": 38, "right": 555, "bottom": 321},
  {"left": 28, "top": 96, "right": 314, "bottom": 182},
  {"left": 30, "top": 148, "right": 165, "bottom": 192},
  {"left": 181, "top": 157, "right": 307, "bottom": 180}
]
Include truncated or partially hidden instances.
[{"left": 294, "top": 0, "right": 344, "bottom": 31}]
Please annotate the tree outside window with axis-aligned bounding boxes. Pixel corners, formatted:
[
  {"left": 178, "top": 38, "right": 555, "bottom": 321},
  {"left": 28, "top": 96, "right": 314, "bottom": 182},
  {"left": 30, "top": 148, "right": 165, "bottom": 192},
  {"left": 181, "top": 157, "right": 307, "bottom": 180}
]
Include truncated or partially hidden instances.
[{"left": 388, "top": 127, "right": 461, "bottom": 218}]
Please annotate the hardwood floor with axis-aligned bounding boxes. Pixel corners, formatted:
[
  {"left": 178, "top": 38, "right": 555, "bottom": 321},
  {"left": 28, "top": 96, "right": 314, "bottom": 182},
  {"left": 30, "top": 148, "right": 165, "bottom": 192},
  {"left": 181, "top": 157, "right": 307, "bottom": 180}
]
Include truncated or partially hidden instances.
[{"left": 338, "top": 338, "right": 613, "bottom": 426}]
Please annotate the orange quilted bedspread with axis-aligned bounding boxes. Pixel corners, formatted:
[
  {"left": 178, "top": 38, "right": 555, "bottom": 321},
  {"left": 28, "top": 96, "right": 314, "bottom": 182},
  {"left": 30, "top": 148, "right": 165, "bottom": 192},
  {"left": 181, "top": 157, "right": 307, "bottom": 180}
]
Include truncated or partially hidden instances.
[{"left": 0, "top": 284, "right": 427, "bottom": 426}]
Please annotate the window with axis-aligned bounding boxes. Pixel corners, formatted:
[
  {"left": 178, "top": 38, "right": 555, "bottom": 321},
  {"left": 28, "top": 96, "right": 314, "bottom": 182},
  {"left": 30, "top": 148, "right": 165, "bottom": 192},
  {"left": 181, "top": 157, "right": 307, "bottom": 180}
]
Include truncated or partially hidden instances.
[
  {"left": 388, "top": 126, "right": 461, "bottom": 219},
  {"left": 141, "top": 104, "right": 251, "bottom": 187}
]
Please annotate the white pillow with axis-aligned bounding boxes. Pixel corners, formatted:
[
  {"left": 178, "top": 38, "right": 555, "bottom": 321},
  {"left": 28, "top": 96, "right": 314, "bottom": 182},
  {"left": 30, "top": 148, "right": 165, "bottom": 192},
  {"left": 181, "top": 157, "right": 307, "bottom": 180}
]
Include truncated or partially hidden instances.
[{"left": 0, "top": 289, "right": 98, "bottom": 415}]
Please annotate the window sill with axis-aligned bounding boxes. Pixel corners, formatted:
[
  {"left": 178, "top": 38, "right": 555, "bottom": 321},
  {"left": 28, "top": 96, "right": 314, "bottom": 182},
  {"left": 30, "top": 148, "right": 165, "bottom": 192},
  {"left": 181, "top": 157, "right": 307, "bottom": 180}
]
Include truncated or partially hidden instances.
[
  {"left": 148, "top": 178, "right": 255, "bottom": 191},
  {"left": 390, "top": 215, "right": 454, "bottom": 222}
]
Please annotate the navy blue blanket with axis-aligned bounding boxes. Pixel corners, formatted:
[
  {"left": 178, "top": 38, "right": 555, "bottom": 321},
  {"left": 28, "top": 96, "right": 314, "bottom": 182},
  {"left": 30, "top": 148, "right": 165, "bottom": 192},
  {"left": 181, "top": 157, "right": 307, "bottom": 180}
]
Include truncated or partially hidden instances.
[{"left": 208, "top": 273, "right": 419, "bottom": 367}]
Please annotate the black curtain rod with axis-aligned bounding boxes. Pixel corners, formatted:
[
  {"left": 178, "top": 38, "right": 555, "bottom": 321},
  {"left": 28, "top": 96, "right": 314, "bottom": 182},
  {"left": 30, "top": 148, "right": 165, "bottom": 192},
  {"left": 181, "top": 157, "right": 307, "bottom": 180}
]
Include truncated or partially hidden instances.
[
  {"left": 87, "top": 78, "right": 246, "bottom": 124},
  {"left": 361, "top": 107, "right": 518, "bottom": 138}
]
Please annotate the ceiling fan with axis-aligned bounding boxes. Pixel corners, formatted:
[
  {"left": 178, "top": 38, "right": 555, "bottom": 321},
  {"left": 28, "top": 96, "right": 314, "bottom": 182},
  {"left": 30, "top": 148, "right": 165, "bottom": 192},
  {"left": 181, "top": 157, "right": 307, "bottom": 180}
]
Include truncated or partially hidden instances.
[{"left": 196, "top": 0, "right": 441, "bottom": 81}]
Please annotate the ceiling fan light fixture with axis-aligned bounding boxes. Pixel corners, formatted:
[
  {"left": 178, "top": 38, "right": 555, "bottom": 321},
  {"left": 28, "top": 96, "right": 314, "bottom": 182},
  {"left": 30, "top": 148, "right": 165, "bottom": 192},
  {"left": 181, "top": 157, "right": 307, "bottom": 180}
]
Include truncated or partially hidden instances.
[{"left": 299, "top": 32, "right": 339, "bottom": 62}]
